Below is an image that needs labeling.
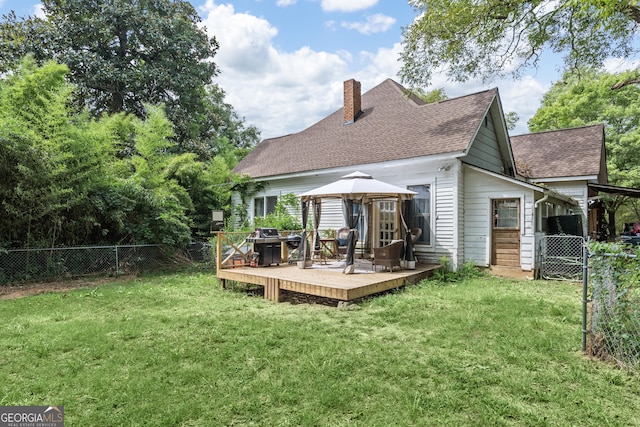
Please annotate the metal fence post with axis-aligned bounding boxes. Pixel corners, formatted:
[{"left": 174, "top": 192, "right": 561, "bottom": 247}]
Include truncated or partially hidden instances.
[
  {"left": 115, "top": 245, "right": 119, "bottom": 277},
  {"left": 582, "top": 243, "right": 588, "bottom": 352}
]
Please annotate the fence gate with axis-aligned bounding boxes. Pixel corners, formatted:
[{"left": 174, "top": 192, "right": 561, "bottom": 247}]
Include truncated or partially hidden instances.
[{"left": 539, "top": 235, "right": 585, "bottom": 281}]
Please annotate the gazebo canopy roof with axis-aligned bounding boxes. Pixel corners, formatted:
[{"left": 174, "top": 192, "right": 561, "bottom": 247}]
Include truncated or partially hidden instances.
[{"left": 299, "top": 172, "right": 417, "bottom": 202}]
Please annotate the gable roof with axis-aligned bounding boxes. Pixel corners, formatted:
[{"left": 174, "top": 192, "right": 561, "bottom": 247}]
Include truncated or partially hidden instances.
[
  {"left": 233, "top": 78, "right": 499, "bottom": 178},
  {"left": 510, "top": 124, "right": 606, "bottom": 181}
]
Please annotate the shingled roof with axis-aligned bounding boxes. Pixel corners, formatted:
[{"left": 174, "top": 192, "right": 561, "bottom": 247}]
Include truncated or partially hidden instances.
[
  {"left": 233, "top": 78, "right": 498, "bottom": 178},
  {"left": 510, "top": 124, "right": 605, "bottom": 180}
]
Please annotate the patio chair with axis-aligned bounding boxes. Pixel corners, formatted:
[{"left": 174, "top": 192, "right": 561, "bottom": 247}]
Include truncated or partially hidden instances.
[
  {"left": 372, "top": 240, "right": 404, "bottom": 272},
  {"left": 335, "top": 227, "right": 358, "bottom": 259}
]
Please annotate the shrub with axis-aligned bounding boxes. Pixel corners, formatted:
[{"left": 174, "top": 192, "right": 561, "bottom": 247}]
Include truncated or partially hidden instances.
[
  {"left": 432, "top": 257, "right": 482, "bottom": 283},
  {"left": 254, "top": 193, "right": 302, "bottom": 231}
]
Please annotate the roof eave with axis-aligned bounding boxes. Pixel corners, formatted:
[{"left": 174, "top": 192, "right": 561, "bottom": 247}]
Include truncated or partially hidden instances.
[
  {"left": 528, "top": 175, "right": 599, "bottom": 183},
  {"left": 237, "top": 151, "right": 469, "bottom": 181}
]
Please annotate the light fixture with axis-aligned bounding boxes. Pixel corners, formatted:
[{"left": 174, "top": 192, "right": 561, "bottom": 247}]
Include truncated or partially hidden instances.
[{"left": 437, "top": 164, "right": 451, "bottom": 172}]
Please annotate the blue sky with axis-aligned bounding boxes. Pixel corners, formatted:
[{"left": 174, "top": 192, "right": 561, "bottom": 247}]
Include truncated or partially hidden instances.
[{"left": 0, "top": 0, "right": 635, "bottom": 139}]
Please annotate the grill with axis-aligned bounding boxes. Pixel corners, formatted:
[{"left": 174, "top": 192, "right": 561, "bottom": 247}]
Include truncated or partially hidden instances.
[
  {"left": 284, "top": 235, "right": 302, "bottom": 250},
  {"left": 247, "top": 228, "right": 283, "bottom": 266}
]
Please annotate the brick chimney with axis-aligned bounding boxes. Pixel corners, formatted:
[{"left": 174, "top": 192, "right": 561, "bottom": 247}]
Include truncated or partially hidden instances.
[{"left": 343, "top": 79, "right": 362, "bottom": 124}]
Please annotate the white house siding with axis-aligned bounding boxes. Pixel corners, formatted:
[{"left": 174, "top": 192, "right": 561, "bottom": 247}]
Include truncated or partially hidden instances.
[
  {"left": 238, "top": 159, "right": 461, "bottom": 263},
  {"left": 230, "top": 191, "right": 243, "bottom": 228},
  {"left": 541, "top": 181, "right": 589, "bottom": 236},
  {"left": 463, "top": 111, "right": 505, "bottom": 174},
  {"left": 406, "top": 163, "right": 458, "bottom": 266},
  {"left": 520, "top": 198, "right": 536, "bottom": 270},
  {"left": 370, "top": 161, "right": 453, "bottom": 265},
  {"left": 456, "top": 161, "right": 465, "bottom": 268},
  {"left": 432, "top": 172, "right": 455, "bottom": 263},
  {"left": 247, "top": 173, "right": 347, "bottom": 231},
  {"left": 463, "top": 166, "right": 536, "bottom": 270}
]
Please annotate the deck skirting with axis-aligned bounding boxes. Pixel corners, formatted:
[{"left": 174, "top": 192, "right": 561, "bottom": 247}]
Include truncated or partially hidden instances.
[{"left": 217, "top": 261, "right": 439, "bottom": 302}]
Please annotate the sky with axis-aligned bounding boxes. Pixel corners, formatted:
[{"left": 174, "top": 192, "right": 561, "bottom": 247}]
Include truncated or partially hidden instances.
[{"left": 0, "top": 0, "right": 636, "bottom": 140}]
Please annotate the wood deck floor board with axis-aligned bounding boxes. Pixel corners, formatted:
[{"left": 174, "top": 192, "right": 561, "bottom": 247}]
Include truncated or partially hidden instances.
[{"left": 217, "top": 260, "right": 439, "bottom": 302}]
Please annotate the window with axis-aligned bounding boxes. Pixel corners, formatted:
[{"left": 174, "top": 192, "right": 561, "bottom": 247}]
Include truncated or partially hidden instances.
[
  {"left": 493, "top": 199, "right": 519, "bottom": 229},
  {"left": 266, "top": 196, "right": 277, "bottom": 215},
  {"left": 408, "top": 185, "right": 431, "bottom": 245},
  {"left": 254, "top": 196, "right": 277, "bottom": 217},
  {"left": 254, "top": 198, "right": 264, "bottom": 218}
]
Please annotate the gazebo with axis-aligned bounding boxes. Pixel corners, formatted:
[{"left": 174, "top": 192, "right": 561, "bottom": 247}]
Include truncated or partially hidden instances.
[{"left": 298, "top": 172, "right": 417, "bottom": 274}]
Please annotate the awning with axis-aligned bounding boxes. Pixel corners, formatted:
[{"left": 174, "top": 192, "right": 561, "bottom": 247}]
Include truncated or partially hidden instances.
[{"left": 588, "top": 183, "right": 640, "bottom": 198}]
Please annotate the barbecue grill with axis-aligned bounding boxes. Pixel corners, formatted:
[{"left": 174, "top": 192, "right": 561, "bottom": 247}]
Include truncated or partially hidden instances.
[
  {"left": 283, "top": 234, "right": 302, "bottom": 263},
  {"left": 284, "top": 234, "right": 301, "bottom": 250},
  {"left": 247, "top": 228, "right": 283, "bottom": 266}
]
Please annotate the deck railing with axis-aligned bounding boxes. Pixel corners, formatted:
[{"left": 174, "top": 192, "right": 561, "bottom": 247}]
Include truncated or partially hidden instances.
[{"left": 212, "top": 230, "right": 310, "bottom": 270}]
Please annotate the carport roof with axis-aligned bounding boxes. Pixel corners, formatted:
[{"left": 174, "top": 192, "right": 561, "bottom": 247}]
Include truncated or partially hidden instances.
[{"left": 589, "top": 183, "right": 640, "bottom": 198}]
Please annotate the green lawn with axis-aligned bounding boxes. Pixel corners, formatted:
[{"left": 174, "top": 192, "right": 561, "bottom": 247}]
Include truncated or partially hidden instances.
[{"left": 1, "top": 272, "right": 638, "bottom": 426}]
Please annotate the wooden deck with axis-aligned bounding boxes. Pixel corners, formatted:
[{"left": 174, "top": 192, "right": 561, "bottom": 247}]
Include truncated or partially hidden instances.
[{"left": 217, "top": 260, "right": 440, "bottom": 303}]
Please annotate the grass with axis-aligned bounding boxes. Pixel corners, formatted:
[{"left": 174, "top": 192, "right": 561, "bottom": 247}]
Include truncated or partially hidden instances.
[{"left": 1, "top": 272, "right": 639, "bottom": 426}]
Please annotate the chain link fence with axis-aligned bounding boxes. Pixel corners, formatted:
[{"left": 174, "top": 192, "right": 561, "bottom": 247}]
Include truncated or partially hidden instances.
[
  {"left": 586, "top": 248, "right": 640, "bottom": 370},
  {"left": 0, "top": 243, "right": 213, "bottom": 285},
  {"left": 539, "top": 235, "right": 585, "bottom": 281}
]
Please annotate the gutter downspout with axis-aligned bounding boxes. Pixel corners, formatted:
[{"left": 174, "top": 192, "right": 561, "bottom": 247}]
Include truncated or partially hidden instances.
[
  {"left": 534, "top": 193, "right": 549, "bottom": 232},
  {"left": 533, "top": 193, "right": 549, "bottom": 280}
]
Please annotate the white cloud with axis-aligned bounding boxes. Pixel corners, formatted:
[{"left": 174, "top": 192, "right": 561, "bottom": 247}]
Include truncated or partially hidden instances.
[
  {"left": 321, "top": 0, "right": 378, "bottom": 13},
  {"left": 497, "top": 77, "right": 549, "bottom": 135},
  {"left": 603, "top": 57, "right": 640, "bottom": 73},
  {"left": 422, "top": 72, "right": 549, "bottom": 136},
  {"left": 199, "top": 0, "right": 349, "bottom": 139},
  {"left": 341, "top": 13, "right": 396, "bottom": 35},
  {"left": 34, "top": 3, "right": 45, "bottom": 19},
  {"left": 200, "top": 1, "right": 279, "bottom": 74},
  {"left": 358, "top": 42, "right": 549, "bottom": 135},
  {"left": 356, "top": 43, "right": 403, "bottom": 86},
  {"left": 197, "top": 0, "right": 550, "bottom": 140},
  {"left": 324, "top": 20, "right": 337, "bottom": 31},
  {"left": 276, "top": 0, "right": 296, "bottom": 6}
]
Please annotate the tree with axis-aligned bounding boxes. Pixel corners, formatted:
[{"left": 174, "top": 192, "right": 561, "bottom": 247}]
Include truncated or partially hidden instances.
[
  {"left": 407, "top": 87, "right": 448, "bottom": 103},
  {"left": 0, "top": 58, "right": 236, "bottom": 248},
  {"left": 529, "top": 68, "right": 640, "bottom": 188},
  {"left": 0, "top": 57, "right": 115, "bottom": 247},
  {"left": 0, "top": 0, "right": 223, "bottom": 158},
  {"left": 122, "top": 104, "right": 194, "bottom": 245},
  {"left": 528, "top": 68, "right": 640, "bottom": 233},
  {"left": 505, "top": 111, "right": 519, "bottom": 131},
  {"left": 400, "top": 0, "right": 640, "bottom": 88},
  {"left": 0, "top": 12, "right": 51, "bottom": 71},
  {"left": 201, "top": 84, "right": 260, "bottom": 161}
]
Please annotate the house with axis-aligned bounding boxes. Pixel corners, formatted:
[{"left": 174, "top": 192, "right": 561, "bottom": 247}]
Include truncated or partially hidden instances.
[
  {"left": 232, "top": 78, "right": 607, "bottom": 275},
  {"left": 510, "top": 125, "right": 607, "bottom": 240}
]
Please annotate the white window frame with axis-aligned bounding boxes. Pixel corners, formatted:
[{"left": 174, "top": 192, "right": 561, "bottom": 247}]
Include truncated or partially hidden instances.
[{"left": 253, "top": 195, "right": 278, "bottom": 219}]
